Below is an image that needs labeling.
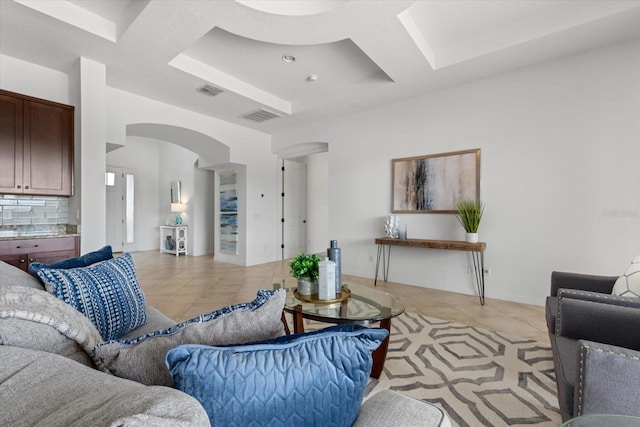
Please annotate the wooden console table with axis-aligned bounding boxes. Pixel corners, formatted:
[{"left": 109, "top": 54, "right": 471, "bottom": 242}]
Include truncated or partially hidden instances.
[{"left": 374, "top": 237, "right": 487, "bottom": 305}]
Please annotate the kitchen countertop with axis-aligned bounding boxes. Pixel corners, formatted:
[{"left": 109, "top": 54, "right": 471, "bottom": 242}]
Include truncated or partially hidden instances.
[
  {"left": 0, "top": 233, "right": 81, "bottom": 241},
  {"left": 0, "top": 224, "right": 80, "bottom": 241}
]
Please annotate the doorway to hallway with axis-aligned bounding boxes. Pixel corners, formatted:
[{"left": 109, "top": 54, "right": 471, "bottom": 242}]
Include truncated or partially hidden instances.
[{"left": 106, "top": 166, "right": 135, "bottom": 253}]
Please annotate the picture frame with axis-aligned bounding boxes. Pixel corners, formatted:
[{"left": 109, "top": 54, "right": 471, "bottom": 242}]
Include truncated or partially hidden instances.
[
  {"left": 219, "top": 170, "right": 239, "bottom": 255},
  {"left": 392, "top": 148, "right": 480, "bottom": 213}
]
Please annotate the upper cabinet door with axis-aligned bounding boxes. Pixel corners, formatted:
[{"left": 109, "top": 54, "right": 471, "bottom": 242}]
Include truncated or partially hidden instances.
[
  {"left": 23, "top": 100, "right": 73, "bottom": 195},
  {"left": 0, "top": 89, "right": 74, "bottom": 196},
  {"left": 0, "top": 94, "right": 24, "bottom": 193}
]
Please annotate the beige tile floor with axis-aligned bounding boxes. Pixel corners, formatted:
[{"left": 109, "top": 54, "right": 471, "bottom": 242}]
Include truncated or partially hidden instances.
[{"left": 131, "top": 251, "right": 550, "bottom": 344}]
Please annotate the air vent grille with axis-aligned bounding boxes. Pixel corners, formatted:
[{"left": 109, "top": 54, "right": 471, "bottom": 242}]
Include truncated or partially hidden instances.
[
  {"left": 240, "top": 108, "right": 281, "bottom": 123},
  {"left": 197, "top": 83, "right": 223, "bottom": 96}
]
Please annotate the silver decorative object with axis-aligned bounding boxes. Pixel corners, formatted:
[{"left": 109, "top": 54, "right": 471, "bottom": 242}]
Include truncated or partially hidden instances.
[{"left": 384, "top": 215, "right": 399, "bottom": 238}]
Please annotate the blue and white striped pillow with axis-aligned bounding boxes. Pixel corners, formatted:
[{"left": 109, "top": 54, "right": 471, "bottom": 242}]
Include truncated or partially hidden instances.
[{"left": 36, "top": 253, "right": 147, "bottom": 341}]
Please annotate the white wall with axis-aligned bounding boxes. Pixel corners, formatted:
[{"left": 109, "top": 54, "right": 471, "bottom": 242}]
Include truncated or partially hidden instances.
[
  {"left": 158, "top": 141, "right": 199, "bottom": 255},
  {"left": 193, "top": 165, "right": 215, "bottom": 256},
  {"left": 306, "top": 152, "right": 329, "bottom": 254},
  {"left": 0, "top": 54, "right": 68, "bottom": 103},
  {"left": 74, "top": 58, "right": 107, "bottom": 253},
  {"left": 272, "top": 38, "right": 640, "bottom": 306}
]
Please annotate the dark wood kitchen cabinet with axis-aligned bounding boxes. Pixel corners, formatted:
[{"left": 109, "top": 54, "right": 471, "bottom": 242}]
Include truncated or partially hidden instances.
[
  {"left": 0, "top": 236, "right": 79, "bottom": 273},
  {"left": 0, "top": 89, "right": 74, "bottom": 196}
]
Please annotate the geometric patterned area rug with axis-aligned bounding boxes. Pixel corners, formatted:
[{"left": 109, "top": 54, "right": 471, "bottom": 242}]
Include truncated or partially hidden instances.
[{"left": 364, "top": 312, "right": 561, "bottom": 427}]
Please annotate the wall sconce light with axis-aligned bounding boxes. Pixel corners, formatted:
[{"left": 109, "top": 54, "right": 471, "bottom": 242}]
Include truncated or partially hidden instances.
[{"left": 171, "top": 203, "right": 186, "bottom": 225}]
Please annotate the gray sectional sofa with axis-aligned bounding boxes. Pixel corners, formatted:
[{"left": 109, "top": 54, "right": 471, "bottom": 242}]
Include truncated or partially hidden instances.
[
  {"left": 0, "top": 259, "right": 449, "bottom": 426},
  {"left": 546, "top": 271, "right": 640, "bottom": 421}
]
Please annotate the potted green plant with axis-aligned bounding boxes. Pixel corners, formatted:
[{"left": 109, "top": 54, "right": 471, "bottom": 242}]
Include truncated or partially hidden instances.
[
  {"left": 456, "top": 199, "right": 484, "bottom": 243},
  {"left": 289, "top": 252, "right": 321, "bottom": 295}
]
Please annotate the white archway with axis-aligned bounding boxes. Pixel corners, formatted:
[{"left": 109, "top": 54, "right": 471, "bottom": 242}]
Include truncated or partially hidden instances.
[
  {"left": 107, "top": 123, "right": 236, "bottom": 258},
  {"left": 127, "top": 123, "right": 231, "bottom": 168}
]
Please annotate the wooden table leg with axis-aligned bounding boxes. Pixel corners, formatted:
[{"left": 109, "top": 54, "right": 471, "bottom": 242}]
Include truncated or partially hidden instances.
[
  {"left": 370, "top": 309, "right": 392, "bottom": 379},
  {"left": 281, "top": 312, "right": 291, "bottom": 335},
  {"left": 293, "top": 304, "right": 305, "bottom": 334}
]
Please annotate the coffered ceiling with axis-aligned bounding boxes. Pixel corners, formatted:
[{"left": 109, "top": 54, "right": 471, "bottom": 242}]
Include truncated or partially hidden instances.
[{"left": 1, "top": 0, "right": 640, "bottom": 133}]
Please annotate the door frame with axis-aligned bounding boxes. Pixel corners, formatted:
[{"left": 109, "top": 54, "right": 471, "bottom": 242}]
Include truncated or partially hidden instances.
[{"left": 105, "top": 166, "right": 136, "bottom": 253}]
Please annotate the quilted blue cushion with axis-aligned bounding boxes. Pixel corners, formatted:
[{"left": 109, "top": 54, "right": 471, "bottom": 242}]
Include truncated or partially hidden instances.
[
  {"left": 35, "top": 253, "right": 147, "bottom": 341},
  {"left": 166, "top": 324, "right": 388, "bottom": 427},
  {"left": 29, "top": 245, "right": 113, "bottom": 277}
]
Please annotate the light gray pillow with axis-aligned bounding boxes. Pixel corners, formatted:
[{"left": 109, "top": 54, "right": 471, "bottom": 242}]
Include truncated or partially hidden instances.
[
  {"left": 93, "top": 289, "right": 286, "bottom": 386},
  {"left": 0, "top": 318, "right": 95, "bottom": 367},
  {"left": 0, "top": 285, "right": 105, "bottom": 369},
  {"left": 0, "top": 345, "right": 210, "bottom": 427},
  {"left": 0, "top": 260, "right": 44, "bottom": 291}
]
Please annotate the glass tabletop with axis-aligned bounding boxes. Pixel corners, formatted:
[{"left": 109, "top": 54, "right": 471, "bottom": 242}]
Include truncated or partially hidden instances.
[
  {"left": 277, "top": 282, "right": 405, "bottom": 323},
  {"left": 562, "top": 414, "right": 640, "bottom": 426}
]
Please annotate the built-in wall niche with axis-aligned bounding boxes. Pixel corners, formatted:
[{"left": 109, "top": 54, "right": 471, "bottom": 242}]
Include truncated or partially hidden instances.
[{"left": 219, "top": 170, "right": 238, "bottom": 255}]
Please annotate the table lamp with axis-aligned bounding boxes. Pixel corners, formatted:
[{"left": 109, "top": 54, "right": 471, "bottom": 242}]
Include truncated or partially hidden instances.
[{"left": 171, "top": 203, "right": 186, "bottom": 224}]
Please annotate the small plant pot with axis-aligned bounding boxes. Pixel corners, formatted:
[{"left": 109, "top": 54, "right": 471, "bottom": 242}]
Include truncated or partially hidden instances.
[
  {"left": 465, "top": 232, "right": 479, "bottom": 243},
  {"left": 297, "top": 277, "right": 317, "bottom": 296}
]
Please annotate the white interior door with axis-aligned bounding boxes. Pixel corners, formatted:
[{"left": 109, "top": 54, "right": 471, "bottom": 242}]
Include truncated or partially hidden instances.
[
  {"left": 282, "top": 160, "right": 307, "bottom": 259},
  {"left": 106, "top": 166, "right": 135, "bottom": 253}
]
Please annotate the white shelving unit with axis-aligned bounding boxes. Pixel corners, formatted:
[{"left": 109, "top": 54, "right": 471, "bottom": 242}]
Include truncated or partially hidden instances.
[{"left": 160, "top": 225, "right": 187, "bottom": 256}]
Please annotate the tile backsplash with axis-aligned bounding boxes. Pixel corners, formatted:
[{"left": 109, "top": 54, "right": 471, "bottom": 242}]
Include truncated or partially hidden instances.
[{"left": 0, "top": 194, "right": 70, "bottom": 226}]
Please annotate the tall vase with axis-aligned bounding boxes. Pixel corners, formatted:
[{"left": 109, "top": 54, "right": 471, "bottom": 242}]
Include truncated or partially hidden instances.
[{"left": 384, "top": 215, "right": 399, "bottom": 238}]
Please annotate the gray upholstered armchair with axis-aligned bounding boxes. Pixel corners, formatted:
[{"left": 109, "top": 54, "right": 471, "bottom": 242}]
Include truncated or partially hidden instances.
[{"left": 546, "top": 272, "right": 640, "bottom": 421}]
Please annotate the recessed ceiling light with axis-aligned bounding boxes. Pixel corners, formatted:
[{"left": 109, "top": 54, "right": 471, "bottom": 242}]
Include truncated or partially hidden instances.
[
  {"left": 282, "top": 54, "right": 296, "bottom": 63},
  {"left": 307, "top": 74, "right": 318, "bottom": 82}
]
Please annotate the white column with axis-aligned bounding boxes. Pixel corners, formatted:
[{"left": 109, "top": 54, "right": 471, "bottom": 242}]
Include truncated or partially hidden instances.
[{"left": 69, "top": 57, "right": 107, "bottom": 253}]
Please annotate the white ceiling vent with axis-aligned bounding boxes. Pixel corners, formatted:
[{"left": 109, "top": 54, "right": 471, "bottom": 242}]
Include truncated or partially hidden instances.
[
  {"left": 240, "top": 108, "right": 281, "bottom": 123},
  {"left": 197, "top": 83, "right": 224, "bottom": 96}
]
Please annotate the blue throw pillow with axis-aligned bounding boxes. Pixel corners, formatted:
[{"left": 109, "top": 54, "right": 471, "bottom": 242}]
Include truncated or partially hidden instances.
[
  {"left": 35, "top": 253, "right": 147, "bottom": 341},
  {"left": 29, "top": 245, "right": 113, "bottom": 277},
  {"left": 166, "top": 324, "right": 389, "bottom": 427}
]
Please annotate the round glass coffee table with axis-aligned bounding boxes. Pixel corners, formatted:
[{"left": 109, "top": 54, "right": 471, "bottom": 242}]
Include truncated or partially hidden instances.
[{"left": 276, "top": 282, "right": 405, "bottom": 379}]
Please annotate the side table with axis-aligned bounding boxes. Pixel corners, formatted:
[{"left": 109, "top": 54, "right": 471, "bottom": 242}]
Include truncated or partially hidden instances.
[
  {"left": 278, "top": 282, "right": 405, "bottom": 379},
  {"left": 374, "top": 237, "right": 487, "bottom": 304},
  {"left": 160, "top": 225, "right": 187, "bottom": 256}
]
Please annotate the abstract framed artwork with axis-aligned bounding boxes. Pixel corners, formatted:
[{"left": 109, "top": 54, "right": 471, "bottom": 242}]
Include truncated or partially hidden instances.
[
  {"left": 219, "top": 170, "right": 238, "bottom": 255},
  {"left": 392, "top": 149, "right": 480, "bottom": 213}
]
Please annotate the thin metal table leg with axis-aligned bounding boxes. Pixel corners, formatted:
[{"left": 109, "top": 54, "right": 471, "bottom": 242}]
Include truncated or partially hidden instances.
[
  {"left": 471, "top": 251, "right": 485, "bottom": 305},
  {"left": 374, "top": 244, "right": 391, "bottom": 286},
  {"left": 383, "top": 246, "right": 390, "bottom": 281},
  {"left": 374, "top": 244, "right": 382, "bottom": 286}
]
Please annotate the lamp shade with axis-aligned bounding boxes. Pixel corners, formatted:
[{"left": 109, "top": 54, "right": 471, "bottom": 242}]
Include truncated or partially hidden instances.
[{"left": 171, "top": 203, "right": 187, "bottom": 213}]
